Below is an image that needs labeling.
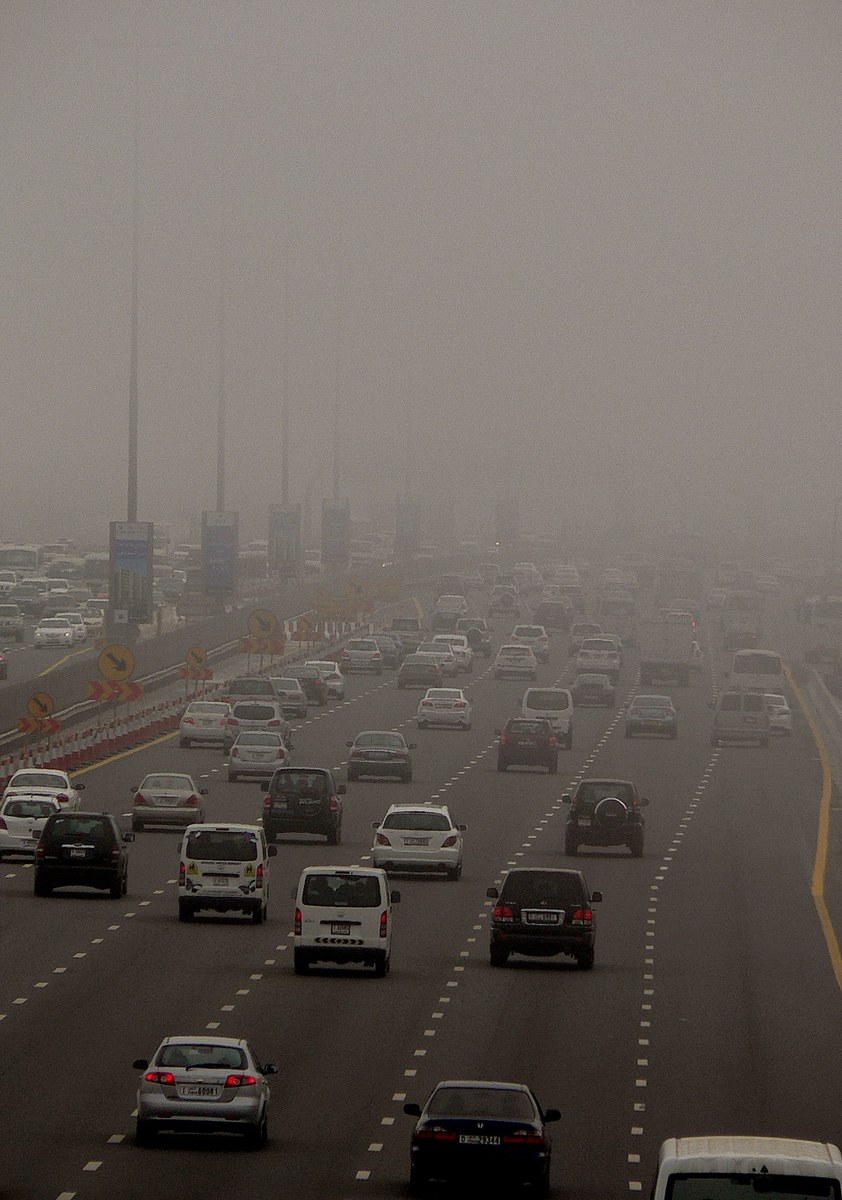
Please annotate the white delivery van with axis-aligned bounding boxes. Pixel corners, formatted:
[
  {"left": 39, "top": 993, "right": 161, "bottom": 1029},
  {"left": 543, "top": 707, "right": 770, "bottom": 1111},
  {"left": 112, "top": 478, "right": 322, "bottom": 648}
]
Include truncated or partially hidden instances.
[
  {"left": 178, "top": 823, "right": 276, "bottom": 924},
  {"left": 294, "top": 865, "right": 400, "bottom": 977},
  {"left": 726, "top": 649, "right": 785, "bottom": 695},
  {"left": 652, "top": 1137, "right": 842, "bottom": 1200}
]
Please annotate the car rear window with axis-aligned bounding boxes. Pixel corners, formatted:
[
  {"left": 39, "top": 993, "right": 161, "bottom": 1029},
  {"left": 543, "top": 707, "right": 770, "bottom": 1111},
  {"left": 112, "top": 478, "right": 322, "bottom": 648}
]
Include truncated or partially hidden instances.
[
  {"left": 158, "top": 1044, "right": 246, "bottom": 1070},
  {"left": 141, "top": 775, "right": 190, "bottom": 790},
  {"left": 507, "top": 720, "right": 547, "bottom": 735},
  {"left": 49, "top": 816, "right": 113, "bottom": 841},
  {"left": 743, "top": 694, "right": 766, "bottom": 711},
  {"left": 525, "top": 690, "right": 569, "bottom": 711},
  {"left": 232, "top": 703, "right": 276, "bottom": 720},
  {"left": 427, "top": 1087, "right": 535, "bottom": 1120},
  {"left": 3, "top": 799, "right": 57, "bottom": 817},
  {"left": 576, "top": 782, "right": 634, "bottom": 805},
  {"left": 383, "top": 811, "right": 451, "bottom": 831},
  {"left": 229, "top": 679, "right": 274, "bottom": 695},
  {"left": 272, "top": 771, "right": 327, "bottom": 795},
  {"left": 356, "top": 733, "right": 404, "bottom": 748},
  {"left": 500, "top": 871, "right": 585, "bottom": 907},
  {"left": 185, "top": 829, "right": 257, "bottom": 862},
  {"left": 188, "top": 702, "right": 229, "bottom": 716},
  {"left": 302, "top": 873, "right": 382, "bottom": 907}
]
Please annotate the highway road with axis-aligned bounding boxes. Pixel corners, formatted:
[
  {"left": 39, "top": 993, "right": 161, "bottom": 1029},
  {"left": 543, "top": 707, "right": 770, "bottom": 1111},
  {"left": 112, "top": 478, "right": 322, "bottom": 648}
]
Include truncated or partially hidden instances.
[{"left": 1, "top": 597, "right": 840, "bottom": 1200}]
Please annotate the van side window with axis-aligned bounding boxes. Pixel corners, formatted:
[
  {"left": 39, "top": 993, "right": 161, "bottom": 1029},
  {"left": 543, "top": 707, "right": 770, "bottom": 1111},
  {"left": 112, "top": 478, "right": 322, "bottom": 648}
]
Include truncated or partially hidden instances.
[
  {"left": 719, "top": 694, "right": 741, "bottom": 711},
  {"left": 743, "top": 694, "right": 765, "bottom": 711}
]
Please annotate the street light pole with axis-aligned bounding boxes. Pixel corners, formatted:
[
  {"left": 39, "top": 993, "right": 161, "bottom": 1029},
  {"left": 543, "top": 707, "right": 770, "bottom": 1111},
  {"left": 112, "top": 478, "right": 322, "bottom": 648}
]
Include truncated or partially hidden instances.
[
  {"left": 127, "top": 48, "right": 140, "bottom": 523},
  {"left": 281, "top": 273, "right": 290, "bottom": 506},
  {"left": 216, "top": 144, "right": 226, "bottom": 513}
]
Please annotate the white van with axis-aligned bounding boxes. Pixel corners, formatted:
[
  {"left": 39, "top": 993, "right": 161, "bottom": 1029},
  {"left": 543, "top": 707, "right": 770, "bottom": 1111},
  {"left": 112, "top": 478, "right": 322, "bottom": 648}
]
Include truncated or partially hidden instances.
[
  {"left": 727, "top": 649, "right": 785, "bottom": 694},
  {"left": 294, "top": 866, "right": 400, "bottom": 977},
  {"left": 521, "top": 687, "right": 573, "bottom": 749},
  {"left": 652, "top": 1136, "right": 842, "bottom": 1200},
  {"left": 178, "top": 823, "right": 276, "bottom": 924}
]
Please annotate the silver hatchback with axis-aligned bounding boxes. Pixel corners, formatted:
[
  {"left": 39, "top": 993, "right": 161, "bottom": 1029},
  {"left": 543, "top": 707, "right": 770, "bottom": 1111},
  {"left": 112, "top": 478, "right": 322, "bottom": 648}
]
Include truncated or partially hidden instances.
[
  {"left": 133, "top": 1035, "right": 277, "bottom": 1146},
  {"left": 179, "top": 700, "right": 231, "bottom": 748},
  {"left": 224, "top": 700, "right": 291, "bottom": 753},
  {"left": 228, "top": 731, "right": 291, "bottom": 782}
]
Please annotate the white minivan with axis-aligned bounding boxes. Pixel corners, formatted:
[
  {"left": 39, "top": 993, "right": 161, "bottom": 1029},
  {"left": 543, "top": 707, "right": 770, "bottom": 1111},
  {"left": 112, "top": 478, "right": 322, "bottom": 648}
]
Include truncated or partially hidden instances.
[
  {"left": 178, "top": 823, "right": 276, "bottom": 924},
  {"left": 294, "top": 866, "right": 400, "bottom": 977},
  {"left": 726, "top": 649, "right": 785, "bottom": 695},
  {"left": 521, "top": 687, "right": 573, "bottom": 749},
  {"left": 652, "top": 1137, "right": 842, "bottom": 1200}
]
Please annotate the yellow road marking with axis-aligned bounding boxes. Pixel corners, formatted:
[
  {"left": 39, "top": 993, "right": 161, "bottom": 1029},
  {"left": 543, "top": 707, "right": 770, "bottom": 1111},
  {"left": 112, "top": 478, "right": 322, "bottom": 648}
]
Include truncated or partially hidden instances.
[
  {"left": 38, "top": 646, "right": 95, "bottom": 677},
  {"left": 786, "top": 666, "right": 842, "bottom": 990},
  {"left": 70, "top": 727, "right": 179, "bottom": 778}
]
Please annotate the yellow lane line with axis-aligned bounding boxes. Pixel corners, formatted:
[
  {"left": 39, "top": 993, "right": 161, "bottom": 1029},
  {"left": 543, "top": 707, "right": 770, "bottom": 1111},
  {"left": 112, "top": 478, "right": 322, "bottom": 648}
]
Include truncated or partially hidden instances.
[
  {"left": 786, "top": 666, "right": 842, "bottom": 991},
  {"left": 70, "top": 727, "right": 179, "bottom": 778},
  {"left": 38, "top": 646, "right": 96, "bottom": 677}
]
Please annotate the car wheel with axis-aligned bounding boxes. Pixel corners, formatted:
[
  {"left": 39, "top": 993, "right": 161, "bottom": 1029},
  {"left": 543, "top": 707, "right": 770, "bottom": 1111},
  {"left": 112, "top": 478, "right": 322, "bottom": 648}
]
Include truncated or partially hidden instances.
[
  {"left": 564, "top": 833, "right": 578, "bottom": 856},
  {"left": 346, "top": 769, "right": 357, "bottom": 782},
  {"left": 409, "top": 1165, "right": 428, "bottom": 1196},
  {"left": 109, "top": 876, "right": 123, "bottom": 899},
  {"left": 577, "top": 948, "right": 595, "bottom": 971},
  {"left": 245, "top": 1110, "right": 268, "bottom": 1148},
  {"left": 446, "top": 861, "right": 462, "bottom": 881},
  {"left": 373, "top": 951, "right": 388, "bottom": 977},
  {"left": 229, "top": 771, "right": 238, "bottom": 782},
  {"left": 179, "top": 738, "right": 190, "bottom": 748},
  {"left": 489, "top": 945, "right": 509, "bottom": 968},
  {"left": 251, "top": 902, "right": 265, "bottom": 924},
  {"left": 131, "top": 817, "right": 143, "bottom": 832},
  {"left": 629, "top": 832, "right": 644, "bottom": 858},
  {"left": 135, "top": 1119, "right": 156, "bottom": 1147},
  {"left": 326, "top": 823, "right": 341, "bottom": 846},
  {"left": 293, "top": 949, "right": 310, "bottom": 975},
  {"left": 497, "top": 759, "right": 507, "bottom": 772},
  {"left": 417, "top": 720, "right": 427, "bottom": 729},
  {"left": 178, "top": 899, "right": 194, "bottom": 922}
]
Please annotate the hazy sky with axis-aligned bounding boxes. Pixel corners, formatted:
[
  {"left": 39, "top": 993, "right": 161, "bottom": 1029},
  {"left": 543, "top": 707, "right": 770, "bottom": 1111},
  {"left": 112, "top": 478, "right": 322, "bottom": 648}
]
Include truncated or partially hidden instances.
[{"left": 2, "top": 2, "right": 840, "bottom": 549}]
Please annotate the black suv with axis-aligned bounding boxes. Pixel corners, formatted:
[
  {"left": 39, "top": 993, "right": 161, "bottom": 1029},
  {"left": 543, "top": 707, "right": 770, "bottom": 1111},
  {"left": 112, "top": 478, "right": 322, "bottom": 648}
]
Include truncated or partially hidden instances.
[
  {"left": 455, "top": 617, "right": 493, "bottom": 658},
  {"left": 262, "top": 767, "right": 345, "bottom": 844},
  {"left": 563, "top": 778, "right": 648, "bottom": 857},
  {"left": 496, "top": 718, "right": 558, "bottom": 774},
  {"left": 286, "top": 665, "right": 328, "bottom": 705},
  {"left": 34, "top": 812, "right": 134, "bottom": 897},
  {"left": 487, "top": 868, "right": 602, "bottom": 970}
]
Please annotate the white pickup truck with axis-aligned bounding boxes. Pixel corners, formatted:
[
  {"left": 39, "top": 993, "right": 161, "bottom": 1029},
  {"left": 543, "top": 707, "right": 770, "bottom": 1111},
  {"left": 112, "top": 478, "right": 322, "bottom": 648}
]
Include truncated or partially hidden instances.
[
  {"left": 638, "top": 618, "right": 693, "bottom": 686},
  {"left": 575, "top": 637, "right": 621, "bottom": 684}
]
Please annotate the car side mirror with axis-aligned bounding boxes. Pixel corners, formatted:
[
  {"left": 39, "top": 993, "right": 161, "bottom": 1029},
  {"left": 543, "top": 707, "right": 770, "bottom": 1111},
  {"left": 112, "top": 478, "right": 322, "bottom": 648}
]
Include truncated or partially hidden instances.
[
  {"left": 544, "top": 1108, "right": 561, "bottom": 1123},
  {"left": 372, "top": 821, "right": 379, "bottom": 829},
  {"left": 487, "top": 886, "right": 499, "bottom": 899},
  {"left": 562, "top": 794, "right": 571, "bottom": 804},
  {"left": 458, "top": 824, "right": 467, "bottom": 832},
  {"left": 133, "top": 1058, "right": 149, "bottom": 1070},
  {"left": 403, "top": 1102, "right": 422, "bottom": 1117},
  {"left": 123, "top": 831, "right": 135, "bottom": 843},
  {"left": 76, "top": 783, "right": 85, "bottom": 791},
  {"left": 263, "top": 1063, "right": 278, "bottom": 1076},
  {"left": 345, "top": 740, "right": 353, "bottom": 748},
  {"left": 337, "top": 784, "right": 347, "bottom": 795},
  {"left": 640, "top": 797, "right": 650, "bottom": 807},
  {"left": 268, "top": 845, "right": 278, "bottom": 857},
  {"left": 199, "top": 788, "right": 208, "bottom": 796},
  {"left": 494, "top": 728, "right": 502, "bottom": 736},
  {"left": 591, "top": 890, "right": 603, "bottom": 903},
  {"left": 390, "top": 890, "right": 401, "bottom": 903}
]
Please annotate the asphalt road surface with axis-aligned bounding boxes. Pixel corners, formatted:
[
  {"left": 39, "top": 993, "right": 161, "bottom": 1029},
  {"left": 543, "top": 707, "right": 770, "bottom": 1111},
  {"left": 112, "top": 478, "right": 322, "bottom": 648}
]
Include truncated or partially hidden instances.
[{"left": 1, "top": 599, "right": 839, "bottom": 1200}]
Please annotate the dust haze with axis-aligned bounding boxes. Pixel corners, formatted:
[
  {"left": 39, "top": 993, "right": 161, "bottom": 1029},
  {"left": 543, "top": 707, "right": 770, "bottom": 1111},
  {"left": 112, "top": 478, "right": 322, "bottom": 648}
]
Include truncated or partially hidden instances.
[{"left": 2, "top": 2, "right": 840, "bottom": 551}]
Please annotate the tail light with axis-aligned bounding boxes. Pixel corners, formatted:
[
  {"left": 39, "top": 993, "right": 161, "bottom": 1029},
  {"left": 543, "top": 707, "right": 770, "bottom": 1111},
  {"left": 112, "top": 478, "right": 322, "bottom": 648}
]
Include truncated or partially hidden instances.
[
  {"left": 268, "top": 719, "right": 281, "bottom": 727},
  {"left": 256, "top": 863, "right": 264, "bottom": 889},
  {"left": 111, "top": 844, "right": 121, "bottom": 860},
  {"left": 294, "top": 906, "right": 302, "bottom": 935},
  {"left": 35, "top": 841, "right": 45, "bottom": 859},
  {"left": 144, "top": 1071, "right": 175, "bottom": 1085},
  {"left": 231, "top": 748, "right": 240, "bottom": 758},
  {"left": 498, "top": 734, "right": 507, "bottom": 744},
  {"left": 503, "top": 1133, "right": 545, "bottom": 1145},
  {"left": 226, "top": 717, "right": 239, "bottom": 726},
  {"left": 379, "top": 909, "right": 388, "bottom": 938},
  {"left": 441, "top": 835, "right": 458, "bottom": 848},
  {"left": 454, "top": 701, "right": 467, "bottom": 709},
  {"left": 185, "top": 794, "right": 199, "bottom": 807},
  {"left": 262, "top": 794, "right": 271, "bottom": 808},
  {"left": 375, "top": 833, "right": 391, "bottom": 846},
  {"left": 329, "top": 796, "right": 338, "bottom": 812},
  {"left": 416, "top": 1129, "right": 457, "bottom": 1141},
  {"left": 276, "top": 748, "right": 286, "bottom": 760},
  {"left": 547, "top": 736, "right": 556, "bottom": 746},
  {"left": 179, "top": 860, "right": 186, "bottom": 885},
  {"left": 56, "top": 793, "right": 69, "bottom": 804},
  {"left": 493, "top": 904, "right": 514, "bottom": 921},
  {"left": 223, "top": 1074, "right": 256, "bottom": 1088},
  {"left": 133, "top": 792, "right": 145, "bottom": 806},
  {"left": 372, "top": 651, "right": 382, "bottom": 660},
  {"left": 570, "top": 906, "right": 593, "bottom": 926},
  {"left": 420, "top": 700, "right": 432, "bottom": 707},
  {"left": 0, "top": 818, "right": 6, "bottom": 830},
  {"left": 182, "top": 716, "right": 195, "bottom": 725}
]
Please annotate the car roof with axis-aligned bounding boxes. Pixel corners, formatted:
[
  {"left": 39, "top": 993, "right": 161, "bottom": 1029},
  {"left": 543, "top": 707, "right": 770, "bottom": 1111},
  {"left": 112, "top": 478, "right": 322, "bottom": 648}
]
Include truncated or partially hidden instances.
[
  {"left": 301, "top": 864, "right": 384, "bottom": 877},
  {"left": 576, "top": 777, "right": 636, "bottom": 788},
  {"left": 183, "top": 822, "right": 262, "bottom": 834}
]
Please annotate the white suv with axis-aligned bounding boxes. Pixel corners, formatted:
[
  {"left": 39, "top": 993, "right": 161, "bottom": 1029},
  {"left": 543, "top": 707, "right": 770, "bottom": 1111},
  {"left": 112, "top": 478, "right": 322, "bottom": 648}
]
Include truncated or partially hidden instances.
[
  {"left": 431, "top": 633, "right": 473, "bottom": 672},
  {"left": 372, "top": 804, "right": 465, "bottom": 879},
  {"left": 494, "top": 644, "right": 539, "bottom": 680},
  {"left": 510, "top": 624, "right": 550, "bottom": 663},
  {"left": 340, "top": 638, "right": 384, "bottom": 674}
]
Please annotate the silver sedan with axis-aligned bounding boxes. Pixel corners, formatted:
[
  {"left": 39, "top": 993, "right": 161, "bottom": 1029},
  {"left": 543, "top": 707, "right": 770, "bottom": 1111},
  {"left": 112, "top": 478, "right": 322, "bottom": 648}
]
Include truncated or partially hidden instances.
[
  {"left": 228, "top": 731, "right": 291, "bottom": 782},
  {"left": 131, "top": 773, "right": 207, "bottom": 832},
  {"left": 134, "top": 1035, "right": 277, "bottom": 1146}
]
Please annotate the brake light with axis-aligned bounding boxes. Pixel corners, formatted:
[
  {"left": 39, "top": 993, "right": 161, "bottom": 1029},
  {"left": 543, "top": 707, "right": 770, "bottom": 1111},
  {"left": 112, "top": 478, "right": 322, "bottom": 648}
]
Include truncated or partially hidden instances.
[
  {"left": 454, "top": 701, "right": 467, "bottom": 709},
  {"left": 55, "top": 793, "right": 69, "bottom": 804},
  {"left": 182, "top": 716, "right": 195, "bottom": 725},
  {"left": 144, "top": 1071, "right": 175, "bottom": 1085},
  {"left": 421, "top": 700, "right": 432, "bottom": 707},
  {"left": 256, "top": 863, "right": 264, "bottom": 890},
  {"left": 493, "top": 904, "right": 514, "bottom": 921},
  {"left": 441, "top": 835, "right": 458, "bottom": 848},
  {"left": 415, "top": 1128, "right": 457, "bottom": 1141},
  {"left": 231, "top": 748, "right": 239, "bottom": 758},
  {"left": 224, "top": 1074, "right": 256, "bottom": 1088},
  {"left": 179, "top": 860, "right": 186, "bottom": 885},
  {"left": 185, "top": 794, "right": 199, "bottom": 807},
  {"left": 294, "top": 906, "right": 302, "bottom": 935},
  {"left": 110, "top": 845, "right": 121, "bottom": 860},
  {"left": 268, "top": 719, "right": 281, "bottom": 727},
  {"left": 262, "top": 794, "right": 271, "bottom": 808},
  {"left": 226, "top": 717, "right": 239, "bottom": 726},
  {"left": 379, "top": 909, "right": 388, "bottom": 938},
  {"left": 372, "top": 651, "right": 382, "bottom": 660},
  {"left": 570, "top": 906, "right": 593, "bottom": 926},
  {"left": 329, "top": 795, "right": 338, "bottom": 812},
  {"left": 547, "top": 736, "right": 556, "bottom": 746},
  {"left": 276, "top": 748, "right": 286, "bottom": 759},
  {"left": 498, "top": 734, "right": 507, "bottom": 744},
  {"left": 35, "top": 841, "right": 45, "bottom": 859},
  {"left": 375, "top": 833, "right": 391, "bottom": 846},
  {"left": 503, "top": 1133, "right": 545, "bottom": 1145},
  {"left": 133, "top": 792, "right": 145, "bottom": 806}
]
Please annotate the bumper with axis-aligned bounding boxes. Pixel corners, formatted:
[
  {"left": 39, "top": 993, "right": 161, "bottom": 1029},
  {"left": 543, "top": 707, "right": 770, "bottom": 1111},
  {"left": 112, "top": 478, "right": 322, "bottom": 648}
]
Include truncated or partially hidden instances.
[
  {"left": 417, "top": 709, "right": 470, "bottom": 726},
  {"left": 568, "top": 820, "right": 643, "bottom": 845},
  {"left": 264, "top": 815, "right": 335, "bottom": 837},
  {"left": 230, "top": 760, "right": 282, "bottom": 778},
  {"left": 411, "top": 1145, "right": 548, "bottom": 1186},
  {"left": 135, "top": 806, "right": 203, "bottom": 826},
  {"left": 499, "top": 754, "right": 555, "bottom": 769},
  {"left": 137, "top": 1092, "right": 262, "bottom": 1128},
  {"left": 180, "top": 726, "right": 226, "bottom": 744},
  {"left": 491, "top": 927, "right": 593, "bottom": 957},
  {"left": 625, "top": 721, "right": 676, "bottom": 736},
  {"left": 372, "top": 846, "right": 459, "bottom": 871},
  {"left": 495, "top": 666, "right": 537, "bottom": 677},
  {"left": 349, "top": 759, "right": 410, "bottom": 777},
  {"left": 296, "top": 938, "right": 386, "bottom": 965},
  {"left": 35, "top": 866, "right": 120, "bottom": 890},
  {"left": 342, "top": 659, "right": 381, "bottom": 672},
  {"left": 0, "top": 834, "right": 37, "bottom": 857}
]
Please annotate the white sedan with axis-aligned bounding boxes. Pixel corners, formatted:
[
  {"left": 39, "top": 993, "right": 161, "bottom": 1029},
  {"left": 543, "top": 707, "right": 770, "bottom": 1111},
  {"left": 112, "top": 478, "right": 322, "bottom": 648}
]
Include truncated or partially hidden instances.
[
  {"left": 431, "top": 633, "right": 473, "bottom": 672},
  {"left": 305, "top": 660, "right": 346, "bottom": 699},
  {"left": 764, "top": 693, "right": 792, "bottom": 735},
  {"left": 33, "top": 617, "right": 74, "bottom": 647},
  {"left": 417, "top": 688, "right": 472, "bottom": 730},
  {"left": 372, "top": 803, "right": 465, "bottom": 879},
  {"left": 0, "top": 794, "right": 60, "bottom": 858},
  {"left": 4, "top": 768, "right": 84, "bottom": 810},
  {"left": 417, "top": 641, "right": 459, "bottom": 677},
  {"left": 509, "top": 624, "right": 550, "bottom": 663},
  {"left": 55, "top": 610, "right": 87, "bottom": 642},
  {"left": 494, "top": 644, "right": 539, "bottom": 680}
]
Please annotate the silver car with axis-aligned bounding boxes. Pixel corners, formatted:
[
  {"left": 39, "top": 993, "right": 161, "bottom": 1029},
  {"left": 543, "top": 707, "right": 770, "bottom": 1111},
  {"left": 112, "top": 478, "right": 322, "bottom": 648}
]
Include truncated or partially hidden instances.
[
  {"left": 0, "top": 795, "right": 60, "bottom": 858},
  {"left": 268, "top": 677, "right": 308, "bottom": 718},
  {"left": 228, "top": 731, "right": 291, "bottom": 782},
  {"left": 339, "top": 637, "right": 384, "bottom": 674},
  {"left": 131, "top": 773, "right": 207, "bottom": 832},
  {"left": 305, "top": 660, "right": 346, "bottom": 699},
  {"left": 179, "top": 700, "right": 231, "bottom": 748},
  {"left": 133, "top": 1035, "right": 277, "bottom": 1146},
  {"left": 224, "top": 700, "right": 292, "bottom": 753}
]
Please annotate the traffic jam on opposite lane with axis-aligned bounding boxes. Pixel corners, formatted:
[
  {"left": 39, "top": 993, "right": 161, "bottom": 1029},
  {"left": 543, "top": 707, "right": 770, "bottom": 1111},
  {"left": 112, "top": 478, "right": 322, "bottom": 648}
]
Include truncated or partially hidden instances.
[{"left": 2, "top": 558, "right": 841, "bottom": 1200}]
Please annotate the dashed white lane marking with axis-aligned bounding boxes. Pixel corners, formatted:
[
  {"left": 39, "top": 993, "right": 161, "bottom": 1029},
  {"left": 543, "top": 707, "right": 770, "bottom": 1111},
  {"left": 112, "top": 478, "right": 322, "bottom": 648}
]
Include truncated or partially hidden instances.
[{"left": 82, "top": 1162, "right": 101, "bottom": 1171}]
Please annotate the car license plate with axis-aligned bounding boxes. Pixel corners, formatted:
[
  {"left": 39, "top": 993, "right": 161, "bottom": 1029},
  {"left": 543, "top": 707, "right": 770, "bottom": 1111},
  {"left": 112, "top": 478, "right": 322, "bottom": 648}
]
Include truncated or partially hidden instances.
[
  {"left": 459, "top": 1134, "right": 500, "bottom": 1145},
  {"left": 576, "top": 816, "right": 591, "bottom": 826},
  {"left": 211, "top": 877, "right": 231, "bottom": 887},
  {"left": 69, "top": 846, "right": 87, "bottom": 858},
  {"left": 177, "top": 1084, "right": 221, "bottom": 1099},
  {"left": 404, "top": 837, "right": 429, "bottom": 846},
  {"left": 156, "top": 796, "right": 180, "bottom": 806},
  {"left": 525, "top": 910, "right": 560, "bottom": 924},
  {"left": 331, "top": 922, "right": 350, "bottom": 936},
  {"left": 20, "top": 837, "right": 35, "bottom": 848}
]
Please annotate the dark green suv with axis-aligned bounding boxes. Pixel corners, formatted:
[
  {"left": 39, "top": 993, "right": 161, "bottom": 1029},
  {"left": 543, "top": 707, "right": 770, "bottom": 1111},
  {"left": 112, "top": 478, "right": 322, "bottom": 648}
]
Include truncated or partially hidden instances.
[
  {"left": 563, "top": 778, "right": 648, "bottom": 857},
  {"left": 34, "top": 812, "right": 134, "bottom": 897}
]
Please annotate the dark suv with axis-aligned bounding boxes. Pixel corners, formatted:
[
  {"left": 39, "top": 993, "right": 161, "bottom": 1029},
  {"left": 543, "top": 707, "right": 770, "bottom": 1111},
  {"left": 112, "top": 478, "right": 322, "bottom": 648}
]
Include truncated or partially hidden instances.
[
  {"left": 563, "top": 778, "right": 648, "bottom": 857},
  {"left": 455, "top": 617, "right": 493, "bottom": 658},
  {"left": 487, "top": 868, "right": 602, "bottom": 970},
  {"left": 34, "top": 812, "right": 134, "bottom": 897},
  {"left": 496, "top": 718, "right": 558, "bottom": 774},
  {"left": 262, "top": 768, "right": 345, "bottom": 844},
  {"left": 286, "top": 665, "right": 328, "bottom": 705}
]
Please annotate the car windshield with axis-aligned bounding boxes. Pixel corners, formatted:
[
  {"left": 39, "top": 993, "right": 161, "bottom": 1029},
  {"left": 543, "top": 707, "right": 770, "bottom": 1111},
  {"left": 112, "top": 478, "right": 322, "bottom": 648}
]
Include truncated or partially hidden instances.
[
  {"left": 501, "top": 871, "right": 585, "bottom": 908},
  {"left": 141, "top": 775, "right": 192, "bottom": 790},
  {"left": 356, "top": 733, "right": 404, "bottom": 748},
  {"left": 230, "top": 679, "right": 274, "bottom": 694},
  {"left": 158, "top": 1043, "right": 246, "bottom": 1070},
  {"left": 3, "top": 798, "right": 57, "bottom": 817},
  {"left": 525, "top": 690, "right": 569, "bottom": 711},
  {"left": 426, "top": 689, "right": 462, "bottom": 699},
  {"left": 427, "top": 1086, "right": 536, "bottom": 1120},
  {"left": 185, "top": 829, "right": 257, "bottom": 861},
  {"left": 10, "top": 771, "right": 67, "bottom": 789},
  {"left": 188, "top": 703, "right": 228, "bottom": 716},
  {"left": 302, "top": 873, "right": 382, "bottom": 907},
  {"left": 765, "top": 694, "right": 786, "bottom": 706},
  {"left": 273, "top": 679, "right": 302, "bottom": 692},
  {"left": 383, "top": 811, "right": 451, "bottom": 831},
  {"left": 290, "top": 667, "right": 318, "bottom": 678}
]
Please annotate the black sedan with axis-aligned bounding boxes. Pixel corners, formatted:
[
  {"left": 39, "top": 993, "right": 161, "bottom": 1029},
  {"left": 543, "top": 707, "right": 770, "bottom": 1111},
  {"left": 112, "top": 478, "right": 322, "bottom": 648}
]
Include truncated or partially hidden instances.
[
  {"left": 496, "top": 718, "right": 558, "bottom": 774},
  {"left": 405, "top": 1080, "right": 559, "bottom": 1195},
  {"left": 346, "top": 730, "right": 415, "bottom": 782},
  {"left": 286, "top": 665, "right": 328, "bottom": 706}
]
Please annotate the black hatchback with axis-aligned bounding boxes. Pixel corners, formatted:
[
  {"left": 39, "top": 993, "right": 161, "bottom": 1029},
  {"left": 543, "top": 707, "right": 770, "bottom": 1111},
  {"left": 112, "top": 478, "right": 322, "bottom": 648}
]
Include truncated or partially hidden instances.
[
  {"left": 487, "top": 867, "right": 602, "bottom": 969},
  {"left": 496, "top": 718, "right": 558, "bottom": 774},
  {"left": 34, "top": 811, "right": 135, "bottom": 898},
  {"left": 262, "top": 767, "right": 345, "bottom": 844}
]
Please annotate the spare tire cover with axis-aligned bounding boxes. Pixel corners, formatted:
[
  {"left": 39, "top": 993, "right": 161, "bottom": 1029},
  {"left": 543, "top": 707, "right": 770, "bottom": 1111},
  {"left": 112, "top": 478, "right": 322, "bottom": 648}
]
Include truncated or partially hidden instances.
[
  {"left": 594, "top": 796, "right": 628, "bottom": 830},
  {"left": 465, "top": 626, "right": 482, "bottom": 648}
]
